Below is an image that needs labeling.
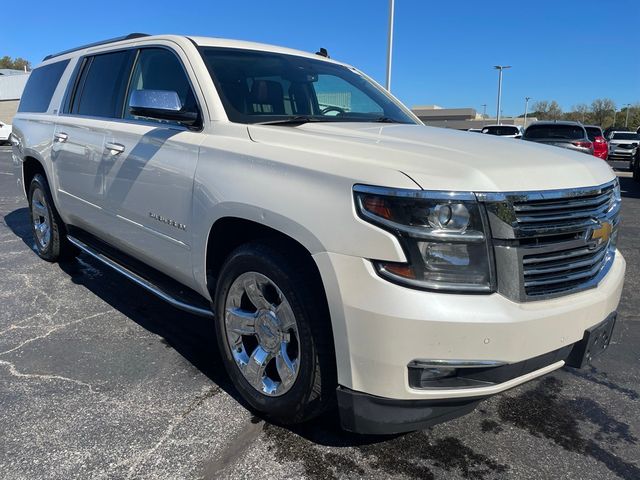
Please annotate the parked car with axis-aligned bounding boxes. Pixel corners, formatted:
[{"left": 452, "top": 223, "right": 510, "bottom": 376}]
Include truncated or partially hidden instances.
[
  {"left": 0, "top": 122, "right": 12, "bottom": 145},
  {"left": 632, "top": 148, "right": 640, "bottom": 182},
  {"left": 585, "top": 125, "right": 608, "bottom": 160},
  {"left": 11, "top": 34, "right": 625, "bottom": 435},
  {"left": 467, "top": 128, "right": 483, "bottom": 133},
  {"left": 523, "top": 121, "right": 594, "bottom": 155},
  {"left": 480, "top": 124, "right": 523, "bottom": 138},
  {"left": 608, "top": 131, "right": 639, "bottom": 167}
]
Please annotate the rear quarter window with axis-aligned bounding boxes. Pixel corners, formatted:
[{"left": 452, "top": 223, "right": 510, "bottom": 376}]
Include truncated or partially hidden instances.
[{"left": 17, "top": 60, "right": 70, "bottom": 113}]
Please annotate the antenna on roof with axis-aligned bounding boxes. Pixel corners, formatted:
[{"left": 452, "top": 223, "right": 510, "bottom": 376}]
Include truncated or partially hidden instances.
[{"left": 315, "top": 48, "right": 330, "bottom": 58}]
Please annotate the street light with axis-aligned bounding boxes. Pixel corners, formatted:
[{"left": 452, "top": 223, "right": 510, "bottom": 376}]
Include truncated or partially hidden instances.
[
  {"left": 624, "top": 103, "right": 631, "bottom": 128},
  {"left": 494, "top": 65, "right": 511, "bottom": 125},
  {"left": 524, "top": 97, "right": 531, "bottom": 128},
  {"left": 385, "top": 0, "right": 395, "bottom": 91}
]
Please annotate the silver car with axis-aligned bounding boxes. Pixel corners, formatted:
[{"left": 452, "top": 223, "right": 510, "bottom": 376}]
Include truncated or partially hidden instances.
[
  {"left": 608, "top": 131, "right": 639, "bottom": 164},
  {"left": 523, "top": 121, "right": 594, "bottom": 155}
]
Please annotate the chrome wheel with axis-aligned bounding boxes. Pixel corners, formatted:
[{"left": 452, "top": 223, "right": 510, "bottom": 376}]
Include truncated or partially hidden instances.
[
  {"left": 31, "top": 187, "right": 51, "bottom": 250},
  {"left": 224, "top": 272, "right": 300, "bottom": 396}
]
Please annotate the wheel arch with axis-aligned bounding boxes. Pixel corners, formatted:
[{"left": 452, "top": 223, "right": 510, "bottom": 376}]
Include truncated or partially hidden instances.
[{"left": 205, "top": 216, "right": 328, "bottom": 304}]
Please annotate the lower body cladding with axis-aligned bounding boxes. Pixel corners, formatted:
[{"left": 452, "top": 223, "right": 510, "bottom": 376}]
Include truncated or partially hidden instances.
[{"left": 314, "top": 251, "right": 626, "bottom": 434}]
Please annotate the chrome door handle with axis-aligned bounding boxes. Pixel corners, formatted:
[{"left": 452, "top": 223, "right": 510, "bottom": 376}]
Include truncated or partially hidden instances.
[
  {"left": 105, "top": 142, "right": 125, "bottom": 155},
  {"left": 54, "top": 132, "right": 68, "bottom": 143}
]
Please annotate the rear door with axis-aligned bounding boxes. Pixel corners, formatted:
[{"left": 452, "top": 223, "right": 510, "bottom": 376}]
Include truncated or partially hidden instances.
[
  {"left": 100, "top": 46, "right": 204, "bottom": 285},
  {"left": 53, "top": 50, "right": 135, "bottom": 229}
]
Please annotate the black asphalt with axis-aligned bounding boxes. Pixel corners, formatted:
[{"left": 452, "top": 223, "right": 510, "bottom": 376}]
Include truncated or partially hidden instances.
[{"left": 1, "top": 147, "right": 638, "bottom": 480}]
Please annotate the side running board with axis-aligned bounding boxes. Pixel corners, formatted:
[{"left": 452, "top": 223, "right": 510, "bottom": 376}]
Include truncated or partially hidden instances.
[{"left": 67, "top": 235, "right": 214, "bottom": 319}]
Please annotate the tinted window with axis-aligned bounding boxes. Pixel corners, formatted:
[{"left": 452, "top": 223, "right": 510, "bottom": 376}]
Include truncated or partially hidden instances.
[
  {"left": 18, "top": 60, "right": 69, "bottom": 113},
  {"left": 482, "top": 126, "right": 519, "bottom": 136},
  {"left": 612, "top": 132, "right": 640, "bottom": 140},
  {"left": 524, "top": 125, "right": 585, "bottom": 140},
  {"left": 199, "top": 47, "right": 415, "bottom": 124},
  {"left": 73, "top": 50, "right": 134, "bottom": 118},
  {"left": 125, "top": 48, "right": 198, "bottom": 123},
  {"left": 585, "top": 127, "right": 602, "bottom": 141}
]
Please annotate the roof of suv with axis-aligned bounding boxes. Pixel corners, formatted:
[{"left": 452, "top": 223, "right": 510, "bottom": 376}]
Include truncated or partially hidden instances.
[
  {"left": 527, "top": 120, "right": 583, "bottom": 127},
  {"left": 41, "top": 33, "right": 342, "bottom": 67}
]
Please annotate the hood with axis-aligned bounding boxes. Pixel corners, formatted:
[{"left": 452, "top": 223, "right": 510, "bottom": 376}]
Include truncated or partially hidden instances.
[{"left": 248, "top": 123, "right": 615, "bottom": 192}]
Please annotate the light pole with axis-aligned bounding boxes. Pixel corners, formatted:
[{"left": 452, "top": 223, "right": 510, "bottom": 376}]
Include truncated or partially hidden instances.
[
  {"left": 385, "top": 0, "right": 395, "bottom": 91},
  {"left": 524, "top": 96, "right": 531, "bottom": 128},
  {"left": 625, "top": 103, "right": 631, "bottom": 128},
  {"left": 494, "top": 65, "right": 511, "bottom": 125}
]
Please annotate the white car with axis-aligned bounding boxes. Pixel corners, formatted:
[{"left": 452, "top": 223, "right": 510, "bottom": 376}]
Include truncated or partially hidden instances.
[
  {"left": 0, "top": 122, "right": 12, "bottom": 144},
  {"left": 11, "top": 34, "right": 625, "bottom": 434},
  {"left": 481, "top": 124, "right": 523, "bottom": 138},
  {"left": 607, "top": 131, "right": 639, "bottom": 165}
]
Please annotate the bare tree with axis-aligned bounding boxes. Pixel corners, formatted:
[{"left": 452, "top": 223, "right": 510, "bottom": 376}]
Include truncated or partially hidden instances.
[{"left": 591, "top": 98, "right": 616, "bottom": 127}]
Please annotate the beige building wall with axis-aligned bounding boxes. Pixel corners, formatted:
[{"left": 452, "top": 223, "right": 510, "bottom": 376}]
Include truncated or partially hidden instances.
[{"left": 0, "top": 100, "right": 20, "bottom": 124}]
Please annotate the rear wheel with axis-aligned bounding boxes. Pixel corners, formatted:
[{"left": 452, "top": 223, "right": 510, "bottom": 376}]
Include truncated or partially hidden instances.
[
  {"left": 214, "top": 242, "right": 336, "bottom": 424},
  {"left": 28, "top": 173, "right": 77, "bottom": 261}
]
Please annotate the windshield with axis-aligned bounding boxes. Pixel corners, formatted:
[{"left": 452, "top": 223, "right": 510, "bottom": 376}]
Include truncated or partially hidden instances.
[
  {"left": 524, "top": 124, "right": 585, "bottom": 140},
  {"left": 482, "top": 126, "right": 519, "bottom": 135},
  {"left": 612, "top": 132, "right": 640, "bottom": 140},
  {"left": 199, "top": 47, "right": 416, "bottom": 124}
]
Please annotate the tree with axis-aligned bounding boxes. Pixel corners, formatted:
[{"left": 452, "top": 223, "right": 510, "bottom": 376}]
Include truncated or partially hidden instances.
[
  {"left": 531, "top": 100, "right": 563, "bottom": 120},
  {"left": 591, "top": 98, "right": 615, "bottom": 127},
  {"left": 0, "top": 56, "right": 31, "bottom": 71}
]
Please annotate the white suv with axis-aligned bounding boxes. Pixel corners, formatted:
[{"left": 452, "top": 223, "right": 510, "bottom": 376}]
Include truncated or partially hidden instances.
[
  {"left": 11, "top": 34, "right": 625, "bottom": 434},
  {"left": 0, "top": 121, "right": 12, "bottom": 145}
]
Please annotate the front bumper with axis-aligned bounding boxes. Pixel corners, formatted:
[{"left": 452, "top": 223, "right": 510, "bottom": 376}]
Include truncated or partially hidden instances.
[
  {"left": 314, "top": 251, "right": 625, "bottom": 400},
  {"left": 609, "top": 148, "right": 636, "bottom": 158},
  {"left": 336, "top": 313, "right": 616, "bottom": 434}
]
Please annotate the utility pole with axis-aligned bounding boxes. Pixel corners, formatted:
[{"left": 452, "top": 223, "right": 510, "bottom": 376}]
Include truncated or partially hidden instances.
[
  {"left": 524, "top": 97, "right": 531, "bottom": 128},
  {"left": 494, "top": 65, "right": 511, "bottom": 125},
  {"left": 385, "top": 0, "right": 395, "bottom": 91},
  {"left": 625, "top": 103, "right": 631, "bottom": 128}
]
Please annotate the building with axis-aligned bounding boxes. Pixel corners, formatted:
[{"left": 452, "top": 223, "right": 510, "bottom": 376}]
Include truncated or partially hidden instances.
[
  {"left": 0, "top": 69, "right": 30, "bottom": 124},
  {"left": 412, "top": 105, "right": 536, "bottom": 130}
]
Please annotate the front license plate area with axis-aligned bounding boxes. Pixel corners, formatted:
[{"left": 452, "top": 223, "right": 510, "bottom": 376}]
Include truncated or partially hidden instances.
[{"left": 565, "top": 313, "right": 616, "bottom": 369}]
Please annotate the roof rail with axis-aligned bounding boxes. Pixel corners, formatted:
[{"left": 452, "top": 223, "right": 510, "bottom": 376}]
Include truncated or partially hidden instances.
[{"left": 42, "top": 33, "right": 150, "bottom": 61}]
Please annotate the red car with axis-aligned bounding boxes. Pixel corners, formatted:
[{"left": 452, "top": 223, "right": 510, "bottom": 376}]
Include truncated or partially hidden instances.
[{"left": 585, "top": 125, "right": 608, "bottom": 160}]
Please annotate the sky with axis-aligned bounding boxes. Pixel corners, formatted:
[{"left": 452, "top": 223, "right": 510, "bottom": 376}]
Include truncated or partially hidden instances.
[{"left": 3, "top": 0, "right": 639, "bottom": 117}]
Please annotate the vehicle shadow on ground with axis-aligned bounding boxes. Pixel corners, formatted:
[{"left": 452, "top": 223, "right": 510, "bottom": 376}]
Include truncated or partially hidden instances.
[
  {"left": 3, "top": 206, "right": 388, "bottom": 449},
  {"left": 619, "top": 176, "right": 640, "bottom": 199}
]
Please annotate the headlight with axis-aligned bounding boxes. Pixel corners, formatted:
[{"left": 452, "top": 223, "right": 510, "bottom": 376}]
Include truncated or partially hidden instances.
[{"left": 354, "top": 185, "right": 494, "bottom": 292}]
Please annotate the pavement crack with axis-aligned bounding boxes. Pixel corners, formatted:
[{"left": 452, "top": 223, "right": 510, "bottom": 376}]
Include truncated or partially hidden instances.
[
  {"left": 0, "top": 359, "right": 96, "bottom": 393},
  {"left": 0, "top": 311, "right": 108, "bottom": 356},
  {"left": 123, "top": 385, "right": 221, "bottom": 479}
]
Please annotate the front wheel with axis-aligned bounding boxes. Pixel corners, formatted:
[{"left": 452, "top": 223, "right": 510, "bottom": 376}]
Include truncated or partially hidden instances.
[{"left": 214, "top": 242, "right": 336, "bottom": 424}]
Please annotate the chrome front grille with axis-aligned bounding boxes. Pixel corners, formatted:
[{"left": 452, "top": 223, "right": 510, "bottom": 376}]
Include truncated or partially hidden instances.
[
  {"left": 522, "top": 241, "right": 610, "bottom": 297},
  {"left": 478, "top": 180, "right": 620, "bottom": 301}
]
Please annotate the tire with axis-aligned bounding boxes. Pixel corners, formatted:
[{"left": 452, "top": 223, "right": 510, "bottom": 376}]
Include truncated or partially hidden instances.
[
  {"left": 214, "top": 241, "right": 336, "bottom": 424},
  {"left": 28, "top": 173, "right": 77, "bottom": 262}
]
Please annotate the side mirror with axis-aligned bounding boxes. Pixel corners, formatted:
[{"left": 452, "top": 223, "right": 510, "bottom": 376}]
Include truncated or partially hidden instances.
[{"left": 128, "top": 90, "right": 198, "bottom": 126}]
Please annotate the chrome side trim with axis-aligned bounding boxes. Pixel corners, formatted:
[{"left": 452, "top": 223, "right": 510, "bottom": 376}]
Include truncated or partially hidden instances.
[
  {"left": 67, "top": 235, "right": 214, "bottom": 318},
  {"left": 409, "top": 359, "right": 507, "bottom": 369}
]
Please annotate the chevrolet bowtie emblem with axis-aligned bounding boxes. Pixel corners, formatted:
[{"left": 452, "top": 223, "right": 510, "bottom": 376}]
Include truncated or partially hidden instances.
[{"left": 590, "top": 221, "right": 612, "bottom": 245}]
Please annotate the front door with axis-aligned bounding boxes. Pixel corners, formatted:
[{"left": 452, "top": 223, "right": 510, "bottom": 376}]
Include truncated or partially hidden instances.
[{"left": 100, "top": 47, "right": 204, "bottom": 286}]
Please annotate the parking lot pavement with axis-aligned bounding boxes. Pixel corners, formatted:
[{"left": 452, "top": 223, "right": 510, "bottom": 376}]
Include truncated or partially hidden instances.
[{"left": 1, "top": 146, "right": 639, "bottom": 480}]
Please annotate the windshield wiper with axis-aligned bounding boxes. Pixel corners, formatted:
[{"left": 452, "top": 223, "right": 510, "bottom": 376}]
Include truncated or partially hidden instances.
[
  {"left": 372, "top": 116, "right": 403, "bottom": 123},
  {"left": 255, "top": 116, "right": 333, "bottom": 126}
]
